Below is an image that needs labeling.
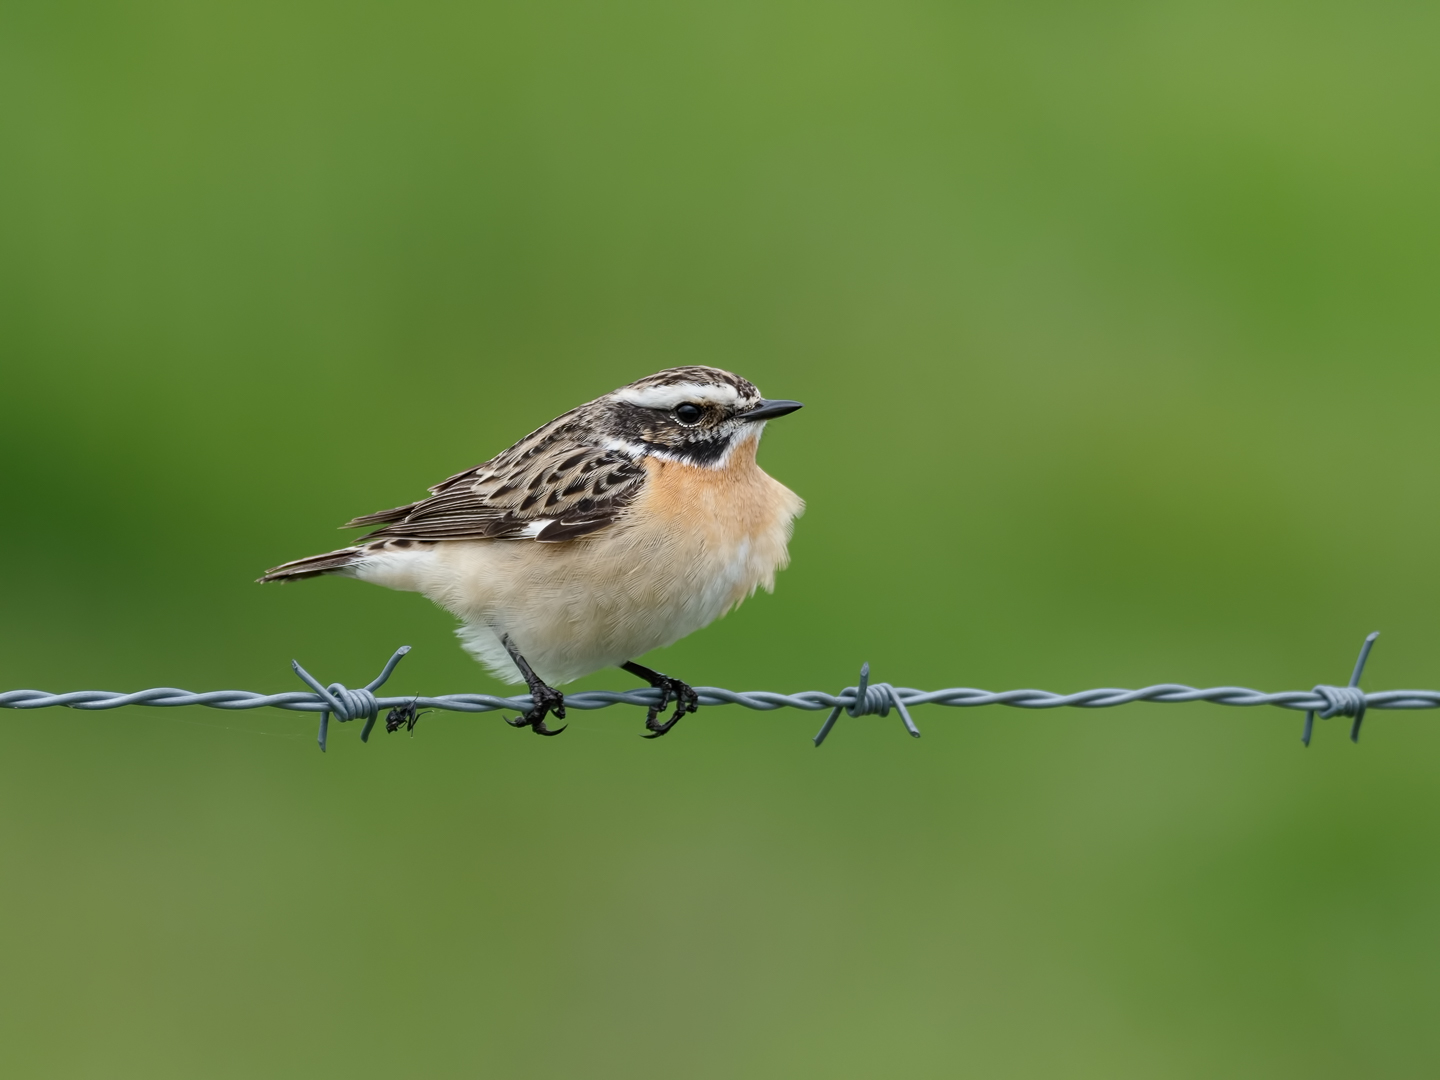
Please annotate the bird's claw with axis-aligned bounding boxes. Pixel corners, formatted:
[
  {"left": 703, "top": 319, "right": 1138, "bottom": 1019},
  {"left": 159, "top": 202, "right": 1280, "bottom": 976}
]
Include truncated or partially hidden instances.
[
  {"left": 505, "top": 683, "right": 567, "bottom": 736},
  {"left": 640, "top": 678, "right": 699, "bottom": 739}
]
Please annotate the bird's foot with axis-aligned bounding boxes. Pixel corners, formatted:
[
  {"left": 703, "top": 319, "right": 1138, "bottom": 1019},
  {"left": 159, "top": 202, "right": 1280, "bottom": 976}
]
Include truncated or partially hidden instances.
[
  {"left": 499, "top": 632, "right": 567, "bottom": 736},
  {"left": 642, "top": 679, "right": 698, "bottom": 738},
  {"left": 622, "top": 661, "right": 699, "bottom": 739},
  {"left": 505, "top": 682, "right": 567, "bottom": 736}
]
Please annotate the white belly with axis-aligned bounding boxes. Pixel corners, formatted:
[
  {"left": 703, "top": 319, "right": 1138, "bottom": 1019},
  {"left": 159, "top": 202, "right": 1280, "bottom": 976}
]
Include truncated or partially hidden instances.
[{"left": 445, "top": 529, "right": 769, "bottom": 684}]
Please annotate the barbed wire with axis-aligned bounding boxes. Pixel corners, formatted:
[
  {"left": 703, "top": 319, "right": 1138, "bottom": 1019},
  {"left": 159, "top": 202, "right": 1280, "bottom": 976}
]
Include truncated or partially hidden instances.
[{"left": 3, "top": 632, "right": 1436, "bottom": 750}]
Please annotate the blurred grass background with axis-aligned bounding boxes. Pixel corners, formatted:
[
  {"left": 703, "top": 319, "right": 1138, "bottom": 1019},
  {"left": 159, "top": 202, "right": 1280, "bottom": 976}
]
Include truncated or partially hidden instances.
[{"left": 3, "top": 0, "right": 1440, "bottom": 1075}]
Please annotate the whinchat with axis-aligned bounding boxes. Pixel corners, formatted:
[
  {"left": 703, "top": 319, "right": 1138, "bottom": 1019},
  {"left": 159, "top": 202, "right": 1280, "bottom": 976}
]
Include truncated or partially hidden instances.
[{"left": 259, "top": 367, "right": 804, "bottom": 737}]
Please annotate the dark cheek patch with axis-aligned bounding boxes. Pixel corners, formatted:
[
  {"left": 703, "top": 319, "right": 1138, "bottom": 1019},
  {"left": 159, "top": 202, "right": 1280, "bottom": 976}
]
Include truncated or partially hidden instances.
[{"left": 670, "top": 437, "right": 731, "bottom": 467}]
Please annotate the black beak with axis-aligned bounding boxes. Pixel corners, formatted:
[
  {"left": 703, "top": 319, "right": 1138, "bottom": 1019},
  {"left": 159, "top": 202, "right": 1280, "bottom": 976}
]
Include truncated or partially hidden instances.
[{"left": 741, "top": 398, "right": 804, "bottom": 422}]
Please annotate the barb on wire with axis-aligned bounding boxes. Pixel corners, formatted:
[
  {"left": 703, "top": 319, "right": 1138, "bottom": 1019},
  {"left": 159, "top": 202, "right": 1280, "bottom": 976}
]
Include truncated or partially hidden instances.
[
  {"left": 4, "top": 632, "right": 1439, "bottom": 750},
  {"left": 1302, "top": 631, "right": 1378, "bottom": 747},
  {"left": 813, "top": 662, "right": 919, "bottom": 747},
  {"left": 291, "top": 645, "right": 411, "bottom": 752}
]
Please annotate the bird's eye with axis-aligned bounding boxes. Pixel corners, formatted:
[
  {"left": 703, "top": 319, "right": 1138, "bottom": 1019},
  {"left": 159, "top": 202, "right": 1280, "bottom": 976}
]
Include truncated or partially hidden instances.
[{"left": 674, "top": 403, "right": 704, "bottom": 425}]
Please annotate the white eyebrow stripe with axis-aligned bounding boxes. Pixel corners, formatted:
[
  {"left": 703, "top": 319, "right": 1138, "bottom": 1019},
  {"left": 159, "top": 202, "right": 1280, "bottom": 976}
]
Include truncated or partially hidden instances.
[{"left": 612, "top": 382, "right": 740, "bottom": 410}]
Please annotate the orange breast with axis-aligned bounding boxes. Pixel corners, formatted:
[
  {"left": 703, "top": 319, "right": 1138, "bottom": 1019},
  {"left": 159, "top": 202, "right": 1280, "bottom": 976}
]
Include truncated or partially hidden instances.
[{"left": 637, "top": 435, "right": 798, "bottom": 546}]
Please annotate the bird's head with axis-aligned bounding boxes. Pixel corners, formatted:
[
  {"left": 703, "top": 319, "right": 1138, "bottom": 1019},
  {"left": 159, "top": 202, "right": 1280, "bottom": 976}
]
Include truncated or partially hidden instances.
[{"left": 594, "top": 366, "right": 803, "bottom": 467}]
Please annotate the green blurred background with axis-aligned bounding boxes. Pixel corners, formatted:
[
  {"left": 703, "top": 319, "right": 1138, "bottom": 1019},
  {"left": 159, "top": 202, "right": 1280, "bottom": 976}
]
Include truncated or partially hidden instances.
[{"left": 3, "top": 0, "right": 1440, "bottom": 1075}]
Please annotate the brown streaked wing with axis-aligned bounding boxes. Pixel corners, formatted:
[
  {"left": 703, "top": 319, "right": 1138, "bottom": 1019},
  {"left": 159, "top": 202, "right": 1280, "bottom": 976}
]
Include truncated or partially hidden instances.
[{"left": 342, "top": 434, "right": 647, "bottom": 543}]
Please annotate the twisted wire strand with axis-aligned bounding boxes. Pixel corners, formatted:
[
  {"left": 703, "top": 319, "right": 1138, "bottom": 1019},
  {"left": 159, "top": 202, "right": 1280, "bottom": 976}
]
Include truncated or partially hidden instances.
[
  {"left": 4, "top": 635, "right": 1434, "bottom": 750},
  {"left": 5, "top": 683, "right": 1440, "bottom": 714}
]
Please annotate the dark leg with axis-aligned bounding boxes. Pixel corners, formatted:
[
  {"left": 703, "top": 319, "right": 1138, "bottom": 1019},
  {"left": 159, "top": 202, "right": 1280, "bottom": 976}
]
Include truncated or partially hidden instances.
[
  {"left": 621, "top": 660, "right": 699, "bottom": 738},
  {"left": 501, "top": 634, "right": 567, "bottom": 736}
]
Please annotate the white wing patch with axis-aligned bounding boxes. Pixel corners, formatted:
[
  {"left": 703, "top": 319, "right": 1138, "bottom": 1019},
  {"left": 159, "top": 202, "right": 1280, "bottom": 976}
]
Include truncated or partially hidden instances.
[{"left": 602, "top": 438, "right": 651, "bottom": 459}]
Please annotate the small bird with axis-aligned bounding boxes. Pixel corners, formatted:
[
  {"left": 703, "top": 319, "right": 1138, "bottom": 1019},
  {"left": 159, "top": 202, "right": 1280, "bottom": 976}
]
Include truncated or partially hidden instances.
[{"left": 259, "top": 366, "right": 804, "bottom": 738}]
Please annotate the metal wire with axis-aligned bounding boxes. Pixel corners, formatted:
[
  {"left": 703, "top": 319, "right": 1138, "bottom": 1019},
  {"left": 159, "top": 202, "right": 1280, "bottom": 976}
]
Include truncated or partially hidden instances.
[{"left": 3, "top": 631, "right": 1436, "bottom": 749}]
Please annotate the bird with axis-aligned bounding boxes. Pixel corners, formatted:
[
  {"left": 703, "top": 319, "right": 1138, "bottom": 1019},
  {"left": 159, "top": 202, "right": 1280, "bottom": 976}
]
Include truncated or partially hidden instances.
[{"left": 259, "top": 366, "right": 805, "bottom": 738}]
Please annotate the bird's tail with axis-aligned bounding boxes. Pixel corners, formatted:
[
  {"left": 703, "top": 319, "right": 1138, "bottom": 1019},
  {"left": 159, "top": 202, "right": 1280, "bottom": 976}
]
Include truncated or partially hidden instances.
[{"left": 257, "top": 546, "right": 363, "bottom": 583}]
